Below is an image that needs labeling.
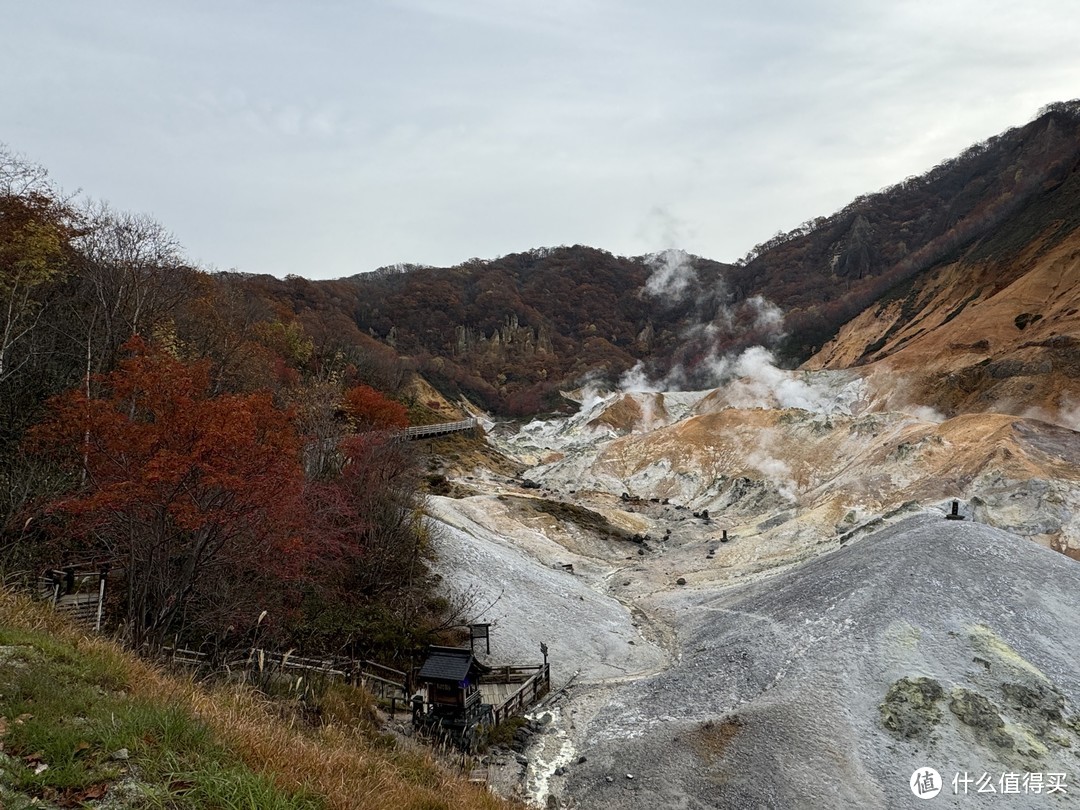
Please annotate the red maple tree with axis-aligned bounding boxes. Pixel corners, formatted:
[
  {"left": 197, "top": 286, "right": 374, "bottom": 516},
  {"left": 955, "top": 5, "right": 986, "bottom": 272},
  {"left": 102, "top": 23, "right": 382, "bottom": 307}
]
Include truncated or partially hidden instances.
[
  {"left": 30, "top": 336, "right": 307, "bottom": 645},
  {"left": 340, "top": 384, "right": 409, "bottom": 431}
]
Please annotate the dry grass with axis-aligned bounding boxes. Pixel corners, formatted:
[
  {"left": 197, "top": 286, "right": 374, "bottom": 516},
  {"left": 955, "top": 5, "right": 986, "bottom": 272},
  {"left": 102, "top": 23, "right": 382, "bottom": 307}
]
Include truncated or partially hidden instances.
[
  {"left": 428, "top": 432, "right": 525, "bottom": 479},
  {"left": 0, "top": 591, "right": 517, "bottom": 810}
]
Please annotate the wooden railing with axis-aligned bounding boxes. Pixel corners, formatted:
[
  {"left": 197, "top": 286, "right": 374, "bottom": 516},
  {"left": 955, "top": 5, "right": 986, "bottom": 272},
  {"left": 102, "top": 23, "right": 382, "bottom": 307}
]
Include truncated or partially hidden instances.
[
  {"left": 356, "top": 664, "right": 410, "bottom": 703},
  {"left": 161, "top": 645, "right": 409, "bottom": 702},
  {"left": 479, "top": 664, "right": 546, "bottom": 686},
  {"left": 402, "top": 418, "right": 478, "bottom": 440},
  {"left": 37, "top": 566, "right": 413, "bottom": 704},
  {"left": 490, "top": 663, "right": 550, "bottom": 726},
  {"left": 38, "top": 568, "right": 113, "bottom": 631}
]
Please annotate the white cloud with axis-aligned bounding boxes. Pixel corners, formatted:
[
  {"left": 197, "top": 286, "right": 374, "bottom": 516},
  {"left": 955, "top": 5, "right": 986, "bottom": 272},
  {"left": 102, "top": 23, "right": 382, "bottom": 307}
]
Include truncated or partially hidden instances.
[
  {"left": 619, "top": 362, "right": 662, "bottom": 394},
  {"left": 746, "top": 432, "right": 798, "bottom": 502},
  {"left": 1021, "top": 397, "right": 1080, "bottom": 432},
  {"left": 3, "top": 1, "right": 1079, "bottom": 277},
  {"left": 747, "top": 296, "right": 785, "bottom": 332},
  {"left": 728, "top": 347, "right": 834, "bottom": 413}
]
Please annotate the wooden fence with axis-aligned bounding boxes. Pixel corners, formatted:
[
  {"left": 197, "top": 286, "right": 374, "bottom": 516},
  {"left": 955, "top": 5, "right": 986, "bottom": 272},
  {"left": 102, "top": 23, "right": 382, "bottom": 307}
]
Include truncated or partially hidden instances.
[
  {"left": 36, "top": 561, "right": 411, "bottom": 702},
  {"left": 161, "top": 645, "right": 409, "bottom": 704},
  {"left": 36, "top": 557, "right": 549, "bottom": 729},
  {"left": 355, "top": 659, "right": 412, "bottom": 703},
  {"left": 485, "top": 663, "right": 551, "bottom": 726},
  {"left": 38, "top": 568, "right": 111, "bottom": 631},
  {"left": 162, "top": 644, "right": 548, "bottom": 727}
]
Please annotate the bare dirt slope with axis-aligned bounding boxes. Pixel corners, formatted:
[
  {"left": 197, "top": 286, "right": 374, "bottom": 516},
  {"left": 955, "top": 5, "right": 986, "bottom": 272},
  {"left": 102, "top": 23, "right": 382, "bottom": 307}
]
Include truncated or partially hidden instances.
[
  {"left": 427, "top": 495, "right": 670, "bottom": 685},
  {"left": 515, "top": 396, "right": 1080, "bottom": 561},
  {"left": 807, "top": 225, "right": 1080, "bottom": 420}
]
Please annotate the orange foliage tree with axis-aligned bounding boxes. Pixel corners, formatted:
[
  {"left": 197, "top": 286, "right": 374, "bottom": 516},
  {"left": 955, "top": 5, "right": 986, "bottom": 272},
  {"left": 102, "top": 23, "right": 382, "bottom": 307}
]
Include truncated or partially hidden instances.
[
  {"left": 30, "top": 337, "right": 306, "bottom": 646},
  {"left": 340, "top": 384, "right": 409, "bottom": 431}
]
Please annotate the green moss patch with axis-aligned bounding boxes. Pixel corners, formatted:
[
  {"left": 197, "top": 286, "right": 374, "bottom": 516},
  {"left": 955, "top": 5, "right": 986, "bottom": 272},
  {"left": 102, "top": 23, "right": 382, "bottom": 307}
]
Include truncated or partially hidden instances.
[{"left": 880, "top": 676, "right": 945, "bottom": 739}]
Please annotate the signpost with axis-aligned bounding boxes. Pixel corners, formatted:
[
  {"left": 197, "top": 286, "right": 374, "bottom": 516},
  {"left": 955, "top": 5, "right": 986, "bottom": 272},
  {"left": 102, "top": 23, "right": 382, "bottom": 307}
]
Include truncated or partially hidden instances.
[{"left": 469, "top": 622, "right": 491, "bottom": 654}]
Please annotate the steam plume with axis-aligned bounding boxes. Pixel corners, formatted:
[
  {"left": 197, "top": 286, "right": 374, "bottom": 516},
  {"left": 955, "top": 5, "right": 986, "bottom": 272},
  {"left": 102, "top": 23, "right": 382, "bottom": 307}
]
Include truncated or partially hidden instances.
[
  {"left": 746, "top": 443, "right": 798, "bottom": 502},
  {"left": 643, "top": 249, "right": 698, "bottom": 302}
]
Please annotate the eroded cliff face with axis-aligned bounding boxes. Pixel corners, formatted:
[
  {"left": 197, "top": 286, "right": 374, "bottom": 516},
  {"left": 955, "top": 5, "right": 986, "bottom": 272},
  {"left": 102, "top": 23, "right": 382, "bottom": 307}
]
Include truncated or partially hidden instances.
[
  {"left": 490, "top": 376, "right": 1080, "bottom": 563},
  {"left": 452, "top": 314, "right": 555, "bottom": 361},
  {"left": 805, "top": 224, "right": 1080, "bottom": 421}
]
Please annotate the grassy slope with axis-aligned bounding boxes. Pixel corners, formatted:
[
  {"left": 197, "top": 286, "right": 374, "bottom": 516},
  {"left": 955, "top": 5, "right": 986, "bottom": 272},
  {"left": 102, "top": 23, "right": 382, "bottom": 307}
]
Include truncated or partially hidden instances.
[{"left": 0, "top": 591, "right": 514, "bottom": 810}]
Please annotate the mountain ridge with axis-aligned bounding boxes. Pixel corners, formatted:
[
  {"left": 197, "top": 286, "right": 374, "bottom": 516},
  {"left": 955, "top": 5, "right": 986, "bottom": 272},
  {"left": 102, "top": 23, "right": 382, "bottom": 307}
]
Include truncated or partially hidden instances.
[{"left": 238, "top": 100, "right": 1080, "bottom": 416}]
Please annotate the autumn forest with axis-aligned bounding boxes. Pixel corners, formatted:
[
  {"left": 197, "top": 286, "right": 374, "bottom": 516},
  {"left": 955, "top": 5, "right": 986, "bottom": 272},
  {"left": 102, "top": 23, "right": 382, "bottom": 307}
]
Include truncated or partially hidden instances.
[{"left": 0, "top": 147, "right": 434, "bottom": 661}]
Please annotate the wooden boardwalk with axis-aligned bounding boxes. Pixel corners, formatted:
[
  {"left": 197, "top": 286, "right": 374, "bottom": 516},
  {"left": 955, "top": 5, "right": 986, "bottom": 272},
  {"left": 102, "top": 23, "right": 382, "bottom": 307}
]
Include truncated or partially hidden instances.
[
  {"left": 481, "top": 664, "right": 551, "bottom": 725},
  {"left": 402, "top": 418, "right": 478, "bottom": 441}
]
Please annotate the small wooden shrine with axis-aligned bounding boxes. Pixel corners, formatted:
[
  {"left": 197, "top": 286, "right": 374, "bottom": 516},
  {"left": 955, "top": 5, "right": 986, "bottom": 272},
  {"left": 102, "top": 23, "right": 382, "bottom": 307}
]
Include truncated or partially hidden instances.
[
  {"left": 412, "top": 645, "right": 492, "bottom": 747},
  {"left": 411, "top": 630, "right": 553, "bottom": 751}
]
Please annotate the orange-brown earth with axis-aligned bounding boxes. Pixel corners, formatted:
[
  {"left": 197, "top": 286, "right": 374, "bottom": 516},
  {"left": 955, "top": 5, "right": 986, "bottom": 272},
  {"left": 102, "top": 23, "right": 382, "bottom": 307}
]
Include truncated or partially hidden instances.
[{"left": 807, "top": 225, "right": 1080, "bottom": 421}]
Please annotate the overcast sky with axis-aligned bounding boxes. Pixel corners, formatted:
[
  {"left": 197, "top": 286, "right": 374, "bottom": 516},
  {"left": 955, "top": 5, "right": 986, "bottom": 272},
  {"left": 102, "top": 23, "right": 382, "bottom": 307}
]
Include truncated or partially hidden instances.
[{"left": 4, "top": 1, "right": 1078, "bottom": 280}]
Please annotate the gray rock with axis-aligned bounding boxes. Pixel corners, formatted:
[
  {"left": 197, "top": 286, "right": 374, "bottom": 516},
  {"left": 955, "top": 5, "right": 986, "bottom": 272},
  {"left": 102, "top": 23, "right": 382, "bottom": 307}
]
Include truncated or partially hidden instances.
[
  {"left": 565, "top": 516, "right": 1080, "bottom": 809},
  {"left": 1002, "top": 680, "right": 1065, "bottom": 720}
]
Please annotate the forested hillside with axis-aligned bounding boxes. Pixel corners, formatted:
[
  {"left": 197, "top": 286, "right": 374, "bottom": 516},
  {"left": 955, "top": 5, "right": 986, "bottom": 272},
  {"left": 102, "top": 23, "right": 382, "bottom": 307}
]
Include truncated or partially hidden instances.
[
  {"left": 0, "top": 148, "right": 440, "bottom": 660},
  {"left": 735, "top": 99, "right": 1080, "bottom": 359},
  {"left": 235, "top": 101, "right": 1080, "bottom": 414},
  {"left": 237, "top": 248, "right": 750, "bottom": 413}
]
